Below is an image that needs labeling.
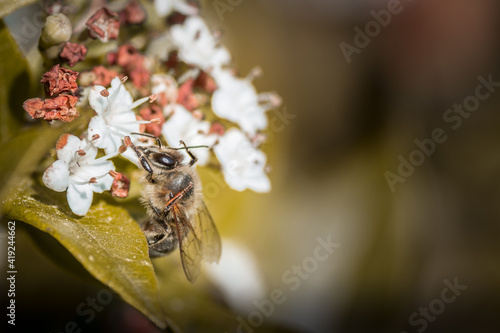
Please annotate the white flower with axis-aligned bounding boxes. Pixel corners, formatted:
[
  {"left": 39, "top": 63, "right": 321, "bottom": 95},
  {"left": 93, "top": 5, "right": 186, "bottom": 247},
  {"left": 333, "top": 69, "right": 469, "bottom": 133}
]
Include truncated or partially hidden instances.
[
  {"left": 214, "top": 128, "right": 270, "bottom": 192},
  {"left": 211, "top": 68, "right": 279, "bottom": 136},
  {"left": 43, "top": 134, "right": 115, "bottom": 216},
  {"left": 204, "top": 239, "right": 265, "bottom": 314},
  {"left": 154, "top": 0, "right": 198, "bottom": 17},
  {"left": 87, "top": 77, "right": 149, "bottom": 164},
  {"left": 162, "top": 105, "right": 217, "bottom": 166},
  {"left": 151, "top": 74, "right": 178, "bottom": 106},
  {"left": 169, "top": 16, "right": 231, "bottom": 71}
]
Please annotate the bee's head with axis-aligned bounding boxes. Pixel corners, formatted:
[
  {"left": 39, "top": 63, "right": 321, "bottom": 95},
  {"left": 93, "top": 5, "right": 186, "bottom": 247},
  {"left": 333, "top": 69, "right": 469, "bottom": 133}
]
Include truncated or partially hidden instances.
[
  {"left": 138, "top": 146, "right": 185, "bottom": 172},
  {"left": 124, "top": 135, "right": 207, "bottom": 180}
]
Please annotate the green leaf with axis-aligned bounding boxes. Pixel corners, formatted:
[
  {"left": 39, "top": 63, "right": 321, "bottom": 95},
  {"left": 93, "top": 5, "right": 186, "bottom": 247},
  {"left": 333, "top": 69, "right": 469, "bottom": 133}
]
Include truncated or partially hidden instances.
[
  {"left": 0, "top": 19, "right": 31, "bottom": 143},
  {"left": 0, "top": 0, "right": 37, "bottom": 18},
  {"left": 2, "top": 180, "right": 168, "bottom": 329},
  {"left": 0, "top": 125, "right": 59, "bottom": 206}
]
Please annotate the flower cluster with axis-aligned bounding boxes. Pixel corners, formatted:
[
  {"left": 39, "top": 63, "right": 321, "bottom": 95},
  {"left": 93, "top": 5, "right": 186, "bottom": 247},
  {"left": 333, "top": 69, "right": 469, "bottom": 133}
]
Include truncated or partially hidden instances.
[{"left": 25, "top": 0, "right": 281, "bottom": 216}]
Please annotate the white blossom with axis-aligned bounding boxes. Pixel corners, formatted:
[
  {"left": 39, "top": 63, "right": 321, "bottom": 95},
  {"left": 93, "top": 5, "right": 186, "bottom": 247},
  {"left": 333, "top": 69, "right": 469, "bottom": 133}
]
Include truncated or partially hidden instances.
[
  {"left": 169, "top": 16, "right": 231, "bottom": 71},
  {"left": 151, "top": 74, "right": 178, "bottom": 106},
  {"left": 211, "top": 68, "right": 279, "bottom": 136},
  {"left": 43, "top": 134, "right": 115, "bottom": 216},
  {"left": 87, "top": 77, "right": 149, "bottom": 164},
  {"left": 154, "top": 0, "right": 198, "bottom": 17},
  {"left": 214, "top": 128, "right": 270, "bottom": 192},
  {"left": 162, "top": 105, "right": 217, "bottom": 166},
  {"left": 204, "top": 239, "right": 265, "bottom": 314}
]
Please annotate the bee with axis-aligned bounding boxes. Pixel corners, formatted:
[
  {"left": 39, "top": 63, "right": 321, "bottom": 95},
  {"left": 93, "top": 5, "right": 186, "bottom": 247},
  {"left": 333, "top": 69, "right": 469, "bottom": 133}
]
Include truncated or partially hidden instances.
[{"left": 124, "top": 134, "right": 221, "bottom": 283}]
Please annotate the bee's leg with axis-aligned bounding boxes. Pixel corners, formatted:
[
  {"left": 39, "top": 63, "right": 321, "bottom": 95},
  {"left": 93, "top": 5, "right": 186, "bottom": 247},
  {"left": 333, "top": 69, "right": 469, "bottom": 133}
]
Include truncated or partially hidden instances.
[
  {"left": 162, "top": 183, "right": 193, "bottom": 218},
  {"left": 179, "top": 140, "right": 197, "bottom": 166},
  {"left": 141, "top": 218, "right": 178, "bottom": 257},
  {"left": 124, "top": 136, "right": 155, "bottom": 182}
]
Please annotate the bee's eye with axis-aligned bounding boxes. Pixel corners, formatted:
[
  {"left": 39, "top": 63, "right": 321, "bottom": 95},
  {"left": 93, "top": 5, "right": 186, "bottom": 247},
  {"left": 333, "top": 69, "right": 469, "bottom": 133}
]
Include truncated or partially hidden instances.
[{"left": 152, "top": 153, "right": 176, "bottom": 168}]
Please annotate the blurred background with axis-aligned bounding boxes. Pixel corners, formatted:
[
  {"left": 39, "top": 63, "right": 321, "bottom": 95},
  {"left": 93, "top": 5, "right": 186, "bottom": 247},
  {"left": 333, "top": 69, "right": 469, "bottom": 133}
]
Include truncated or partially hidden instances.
[{"left": 2, "top": 0, "right": 500, "bottom": 332}]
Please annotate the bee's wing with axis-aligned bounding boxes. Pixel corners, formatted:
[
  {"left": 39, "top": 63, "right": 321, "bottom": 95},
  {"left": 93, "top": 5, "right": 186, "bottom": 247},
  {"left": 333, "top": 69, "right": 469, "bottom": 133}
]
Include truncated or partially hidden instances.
[
  {"left": 172, "top": 202, "right": 222, "bottom": 283},
  {"left": 195, "top": 201, "right": 222, "bottom": 263},
  {"left": 172, "top": 205, "right": 203, "bottom": 283}
]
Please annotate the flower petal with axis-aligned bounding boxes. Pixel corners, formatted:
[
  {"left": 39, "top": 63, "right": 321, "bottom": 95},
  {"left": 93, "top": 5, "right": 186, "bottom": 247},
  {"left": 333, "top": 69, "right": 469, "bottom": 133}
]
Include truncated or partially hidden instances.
[
  {"left": 162, "top": 105, "right": 217, "bottom": 165},
  {"left": 56, "top": 134, "right": 82, "bottom": 163},
  {"left": 89, "top": 84, "right": 109, "bottom": 115},
  {"left": 214, "top": 128, "right": 270, "bottom": 192},
  {"left": 89, "top": 173, "right": 114, "bottom": 193},
  {"left": 42, "top": 160, "right": 70, "bottom": 192},
  {"left": 67, "top": 182, "right": 93, "bottom": 216},
  {"left": 108, "top": 77, "right": 133, "bottom": 109},
  {"left": 154, "top": 0, "right": 174, "bottom": 17},
  {"left": 88, "top": 115, "right": 111, "bottom": 149},
  {"left": 173, "top": 0, "right": 198, "bottom": 16}
]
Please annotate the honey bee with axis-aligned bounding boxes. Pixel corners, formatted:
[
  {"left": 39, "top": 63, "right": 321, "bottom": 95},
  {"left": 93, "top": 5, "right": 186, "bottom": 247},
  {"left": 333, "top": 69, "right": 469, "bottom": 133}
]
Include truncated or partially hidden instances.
[{"left": 124, "top": 134, "right": 221, "bottom": 283}]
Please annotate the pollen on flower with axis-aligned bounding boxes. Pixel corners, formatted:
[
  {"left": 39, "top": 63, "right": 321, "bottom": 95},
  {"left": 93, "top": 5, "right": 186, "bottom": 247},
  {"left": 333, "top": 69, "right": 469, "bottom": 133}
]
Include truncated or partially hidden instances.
[
  {"left": 100, "top": 89, "right": 110, "bottom": 97},
  {"left": 92, "top": 134, "right": 100, "bottom": 141},
  {"left": 23, "top": 95, "right": 79, "bottom": 122},
  {"left": 41, "top": 65, "right": 79, "bottom": 96},
  {"left": 59, "top": 42, "right": 87, "bottom": 67},
  {"left": 110, "top": 172, "right": 130, "bottom": 198},
  {"left": 86, "top": 7, "right": 120, "bottom": 42},
  {"left": 56, "top": 133, "right": 70, "bottom": 150}
]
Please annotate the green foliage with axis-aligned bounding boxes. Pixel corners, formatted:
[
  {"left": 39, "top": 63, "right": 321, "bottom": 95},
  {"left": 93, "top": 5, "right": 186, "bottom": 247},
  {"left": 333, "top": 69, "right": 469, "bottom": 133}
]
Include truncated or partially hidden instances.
[
  {"left": 0, "top": 0, "right": 37, "bottom": 18},
  {"left": 2, "top": 180, "right": 167, "bottom": 328},
  {"left": 0, "top": 18, "right": 170, "bottom": 329}
]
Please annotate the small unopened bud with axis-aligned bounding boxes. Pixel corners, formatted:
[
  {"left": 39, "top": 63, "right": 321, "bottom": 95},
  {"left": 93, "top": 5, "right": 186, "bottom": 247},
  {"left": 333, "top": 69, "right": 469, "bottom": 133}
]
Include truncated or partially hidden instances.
[
  {"left": 110, "top": 172, "right": 130, "bottom": 198},
  {"left": 100, "top": 89, "right": 110, "bottom": 97},
  {"left": 78, "top": 71, "right": 97, "bottom": 87},
  {"left": 40, "top": 13, "right": 72, "bottom": 47}
]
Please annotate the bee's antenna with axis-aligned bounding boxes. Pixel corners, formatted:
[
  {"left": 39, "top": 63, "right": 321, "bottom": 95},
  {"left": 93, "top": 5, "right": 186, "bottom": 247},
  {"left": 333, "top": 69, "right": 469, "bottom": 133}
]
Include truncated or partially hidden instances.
[
  {"left": 173, "top": 145, "right": 209, "bottom": 150},
  {"left": 130, "top": 132, "right": 162, "bottom": 148},
  {"left": 176, "top": 140, "right": 208, "bottom": 166}
]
